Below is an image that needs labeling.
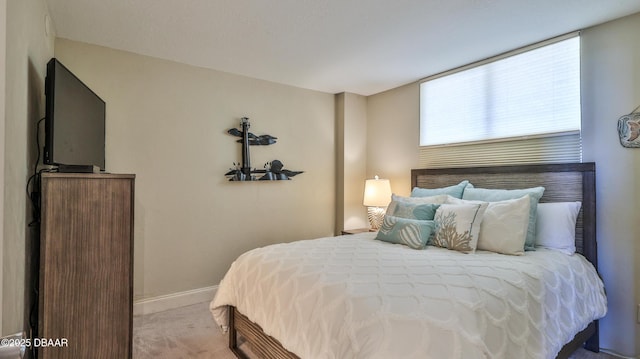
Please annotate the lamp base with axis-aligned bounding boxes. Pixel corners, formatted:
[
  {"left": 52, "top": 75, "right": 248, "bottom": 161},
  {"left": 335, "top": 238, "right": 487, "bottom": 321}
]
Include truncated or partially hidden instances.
[{"left": 367, "top": 207, "right": 386, "bottom": 230}]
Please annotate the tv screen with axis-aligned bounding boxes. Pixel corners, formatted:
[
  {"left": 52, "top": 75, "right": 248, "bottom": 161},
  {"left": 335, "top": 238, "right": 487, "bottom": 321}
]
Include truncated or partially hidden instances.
[{"left": 44, "top": 58, "right": 105, "bottom": 170}]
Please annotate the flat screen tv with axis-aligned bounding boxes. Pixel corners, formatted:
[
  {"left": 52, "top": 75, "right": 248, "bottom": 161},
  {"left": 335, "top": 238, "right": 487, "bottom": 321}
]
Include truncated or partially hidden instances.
[{"left": 44, "top": 58, "right": 105, "bottom": 171}]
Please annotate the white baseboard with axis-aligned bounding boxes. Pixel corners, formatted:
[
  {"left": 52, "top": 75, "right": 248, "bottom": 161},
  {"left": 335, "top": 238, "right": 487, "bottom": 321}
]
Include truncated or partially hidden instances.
[
  {"left": 133, "top": 285, "right": 218, "bottom": 316},
  {"left": 600, "top": 349, "right": 638, "bottom": 359}
]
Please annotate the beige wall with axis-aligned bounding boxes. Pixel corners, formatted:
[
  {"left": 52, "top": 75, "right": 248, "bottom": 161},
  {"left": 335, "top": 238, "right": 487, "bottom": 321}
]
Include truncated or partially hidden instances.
[
  {"left": 3, "top": 0, "right": 54, "bottom": 335},
  {"left": 335, "top": 92, "right": 368, "bottom": 233},
  {"left": 367, "top": 82, "right": 420, "bottom": 196},
  {"left": 581, "top": 13, "right": 640, "bottom": 357},
  {"left": 55, "top": 39, "right": 335, "bottom": 300},
  {"left": 366, "top": 12, "right": 640, "bottom": 357}
]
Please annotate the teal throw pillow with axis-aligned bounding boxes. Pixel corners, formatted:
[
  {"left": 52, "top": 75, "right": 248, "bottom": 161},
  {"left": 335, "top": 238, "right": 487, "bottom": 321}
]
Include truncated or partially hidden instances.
[
  {"left": 411, "top": 180, "right": 469, "bottom": 199},
  {"left": 375, "top": 216, "right": 435, "bottom": 249},
  {"left": 388, "top": 201, "right": 440, "bottom": 220}
]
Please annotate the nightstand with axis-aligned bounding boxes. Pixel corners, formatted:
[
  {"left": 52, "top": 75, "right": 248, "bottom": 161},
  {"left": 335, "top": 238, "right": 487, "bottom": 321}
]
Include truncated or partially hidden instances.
[{"left": 341, "top": 228, "right": 375, "bottom": 235}]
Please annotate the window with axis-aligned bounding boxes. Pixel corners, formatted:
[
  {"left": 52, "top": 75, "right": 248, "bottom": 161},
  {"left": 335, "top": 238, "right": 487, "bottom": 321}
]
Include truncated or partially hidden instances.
[{"left": 419, "top": 33, "right": 581, "bottom": 168}]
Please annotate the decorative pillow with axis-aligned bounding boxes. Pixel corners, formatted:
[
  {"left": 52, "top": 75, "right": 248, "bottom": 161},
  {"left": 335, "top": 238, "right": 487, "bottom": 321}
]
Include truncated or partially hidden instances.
[
  {"left": 432, "top": 203, "right": 488, "bottom": 253},
  {"left": 386, "top": 194, "right": 448, "bottom": 215},
  {"left": 535, "top": 202, "right": 582, "bottom": 255},
  {"left": 387, "top": 201, "right": 440, "bottom": 220},
  {"left": 462, "top": 186, "right": 544, "bottom": 251},
  {"left": 447, "top": 195, "right": 530, "bottom": 255},
  {"left": 411, "top": 180, "right": 470, "bottom": 199},
  {"left": 375, "top": 216, "right": 436, "bottom": 249}
]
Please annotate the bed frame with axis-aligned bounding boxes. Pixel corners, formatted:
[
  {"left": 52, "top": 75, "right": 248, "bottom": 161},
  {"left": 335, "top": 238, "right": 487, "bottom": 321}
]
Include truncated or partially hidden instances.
[{"left": 228, "top": 162, "right": 599, "bottom": 359}]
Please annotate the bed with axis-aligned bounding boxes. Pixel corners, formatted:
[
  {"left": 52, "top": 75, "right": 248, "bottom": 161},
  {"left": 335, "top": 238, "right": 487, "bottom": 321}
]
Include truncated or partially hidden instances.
[{"left": 210, "top": 163, "right": 606, "bottom": 359}]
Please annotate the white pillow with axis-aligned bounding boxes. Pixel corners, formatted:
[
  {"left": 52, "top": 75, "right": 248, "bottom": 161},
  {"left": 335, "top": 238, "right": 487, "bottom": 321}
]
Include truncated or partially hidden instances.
[
  {"left": 535, "top": 202, "right": 582, "bottom": 255},
  {"left": 463, "top": 186, "right": 544, "bottom": 251},
  {"left": 447, "top": 195, "right": 530, "bottom": 255}
]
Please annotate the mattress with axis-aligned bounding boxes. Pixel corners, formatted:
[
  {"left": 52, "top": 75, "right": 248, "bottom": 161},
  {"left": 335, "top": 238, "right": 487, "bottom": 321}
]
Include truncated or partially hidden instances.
[{"left": 210, "top": 232, "right": 607, "bottom": 359}]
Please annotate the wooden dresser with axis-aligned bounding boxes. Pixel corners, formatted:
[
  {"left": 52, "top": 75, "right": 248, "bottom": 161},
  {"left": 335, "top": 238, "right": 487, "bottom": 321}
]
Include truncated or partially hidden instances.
[{"left": 38, "top": 173, "right": 135, "bottom": 359}]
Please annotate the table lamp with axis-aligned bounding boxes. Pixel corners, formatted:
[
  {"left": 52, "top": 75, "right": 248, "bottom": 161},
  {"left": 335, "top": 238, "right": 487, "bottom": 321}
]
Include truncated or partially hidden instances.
[{"left": 363, "top": 176, "right": 392, "bottom": 230}]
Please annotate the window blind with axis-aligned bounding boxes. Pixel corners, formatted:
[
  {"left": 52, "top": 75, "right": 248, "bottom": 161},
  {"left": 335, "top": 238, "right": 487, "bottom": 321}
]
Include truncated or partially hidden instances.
[
  {"left": 419, "top": 33, "right": 581, "bottom": 167},
  {"left": 418, "top": 131, "right": 581, "bottom": 168}
]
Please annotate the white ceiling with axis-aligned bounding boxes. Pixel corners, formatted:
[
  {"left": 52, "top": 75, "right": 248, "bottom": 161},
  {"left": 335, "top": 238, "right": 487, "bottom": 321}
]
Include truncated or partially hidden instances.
[{"left": 44, "top": 0, "right": 640, "bottom": 96}]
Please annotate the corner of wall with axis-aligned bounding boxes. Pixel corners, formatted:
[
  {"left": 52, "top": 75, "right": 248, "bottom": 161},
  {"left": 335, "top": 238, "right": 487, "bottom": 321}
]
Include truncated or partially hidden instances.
[
  {"left": 0, "top": 0, "right": 7, "bottom": 334},
  {"left": 3, "top": 0, "right": 55, "bottom": 336},
  {"left": 335, "top": 93, "right": 346, "bottom": 235},
  {"left": 335, "top": 92, "right": 368, "bottom": 233}
]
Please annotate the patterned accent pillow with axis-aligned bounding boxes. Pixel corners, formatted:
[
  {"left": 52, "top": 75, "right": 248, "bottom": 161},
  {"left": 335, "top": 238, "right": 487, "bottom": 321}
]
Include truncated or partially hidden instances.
[
  {"left": 447, "top": 195, "right": 530, "bottom": 255},
  {"left": 411, "top": 180, "right": 470, "bottom": 199},
  {"left": 432, "top": 203, "right": 488, "bottom": 253},
  {"left": 462, "top": 186, "right": 544, "bottom": 251},
  {"left": 375, "top": 216, "right": 436, "bottom": 249},
  {"left": 387, "top": 201, "right": 440, "bottom": 220}
]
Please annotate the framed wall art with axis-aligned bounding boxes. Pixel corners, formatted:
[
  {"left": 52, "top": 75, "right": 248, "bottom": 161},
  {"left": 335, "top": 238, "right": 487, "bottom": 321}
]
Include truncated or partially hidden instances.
[{"left": 617, "top": 105, "right": 640, "bottom": 148}]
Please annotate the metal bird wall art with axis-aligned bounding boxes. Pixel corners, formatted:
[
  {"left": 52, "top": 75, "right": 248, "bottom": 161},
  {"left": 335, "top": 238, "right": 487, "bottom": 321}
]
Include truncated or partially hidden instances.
[
  {"left": 226, "top": 128, "right": 277, "bottom": 145},
  {"left": 225, "top": 117, "right": 303, "bottom": 181}
]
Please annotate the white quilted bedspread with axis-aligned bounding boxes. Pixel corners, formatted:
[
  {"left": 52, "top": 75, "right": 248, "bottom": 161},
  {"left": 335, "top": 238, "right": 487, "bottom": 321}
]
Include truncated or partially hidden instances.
[{"left": 210, "top": 232, "right": 606, "bottom": 359}]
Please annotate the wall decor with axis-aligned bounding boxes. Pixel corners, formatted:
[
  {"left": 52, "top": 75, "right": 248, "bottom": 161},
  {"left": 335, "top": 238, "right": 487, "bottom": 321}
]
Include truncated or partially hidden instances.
[
  {"left": 617, "top": 105, "right": 640, "bottom": 148},
  {"left": 225, "top": 117, "right": 303, "bottom": 181}
]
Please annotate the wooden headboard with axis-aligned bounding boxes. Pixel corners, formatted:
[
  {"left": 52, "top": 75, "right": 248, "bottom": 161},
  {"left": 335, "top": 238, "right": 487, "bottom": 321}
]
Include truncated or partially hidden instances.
[{"left": 411, "top": 163, "right": 597, "bottom": 269}]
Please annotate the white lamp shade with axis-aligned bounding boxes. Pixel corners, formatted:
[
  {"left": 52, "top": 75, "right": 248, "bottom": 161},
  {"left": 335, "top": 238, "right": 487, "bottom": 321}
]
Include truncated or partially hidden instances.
[{"left": 363, "top": 177, "right": 392, "bottom": 207}]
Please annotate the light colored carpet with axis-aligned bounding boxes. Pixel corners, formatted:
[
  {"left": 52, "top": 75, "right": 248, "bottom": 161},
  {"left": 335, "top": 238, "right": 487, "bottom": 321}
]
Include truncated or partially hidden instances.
[
  {"left": 133, "top": 302, "right": 618, "bottom": 359},
  {"left": 133, "top": 302, "right": 235, "bottom": 359}
]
